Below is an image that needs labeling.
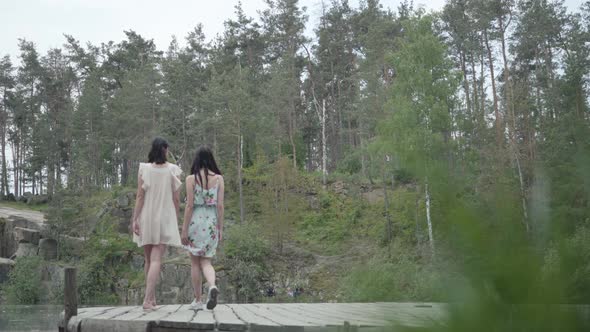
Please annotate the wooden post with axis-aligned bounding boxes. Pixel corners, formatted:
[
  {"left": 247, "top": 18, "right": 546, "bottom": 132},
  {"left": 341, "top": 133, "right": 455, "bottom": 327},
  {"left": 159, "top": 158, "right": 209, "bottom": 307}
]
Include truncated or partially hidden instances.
[{"left": 64, "top": 267, "right": 77, "bottom": 330}]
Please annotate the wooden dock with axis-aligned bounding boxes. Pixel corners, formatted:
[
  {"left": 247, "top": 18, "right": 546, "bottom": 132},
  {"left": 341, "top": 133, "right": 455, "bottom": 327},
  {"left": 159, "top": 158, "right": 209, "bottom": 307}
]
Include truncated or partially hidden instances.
[{"left": 60, "top": 302, "right": 446, "bottom": 332}]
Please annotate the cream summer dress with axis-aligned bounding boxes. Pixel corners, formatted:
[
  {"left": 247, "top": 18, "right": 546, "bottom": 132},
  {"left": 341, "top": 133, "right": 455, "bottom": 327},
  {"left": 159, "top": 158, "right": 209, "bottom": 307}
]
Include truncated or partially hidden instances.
[{"left": 133, "top": 162, "right": 183, "bottom": 247}]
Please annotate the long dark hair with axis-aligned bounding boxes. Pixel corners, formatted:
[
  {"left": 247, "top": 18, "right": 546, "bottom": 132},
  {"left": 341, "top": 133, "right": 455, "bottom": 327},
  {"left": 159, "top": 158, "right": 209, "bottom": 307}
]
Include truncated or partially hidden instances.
[
  {"left": 148, "top": 137, "right": 169, "bottom": 164},
  {"left": 191, "top": 145, "right": 222, "bottom": 189}
]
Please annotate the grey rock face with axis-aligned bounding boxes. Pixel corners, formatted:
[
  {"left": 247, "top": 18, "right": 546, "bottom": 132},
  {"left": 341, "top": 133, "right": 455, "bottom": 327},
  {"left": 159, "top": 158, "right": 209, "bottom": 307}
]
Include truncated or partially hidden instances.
[
  {"left": 14, "top": 227, "right": 41, "bottom": 245},
  {"left": 116, "top": 195, "right": 130, "bottom": 208},
  {"left": 14, "top": 242, "right": 38, "bottom": 257},
  {"left": 39, "top": 238, "right": 58, "bottom": 260},
  {"left": 0, "top": 257, "right": 15, "bottom": 283}
]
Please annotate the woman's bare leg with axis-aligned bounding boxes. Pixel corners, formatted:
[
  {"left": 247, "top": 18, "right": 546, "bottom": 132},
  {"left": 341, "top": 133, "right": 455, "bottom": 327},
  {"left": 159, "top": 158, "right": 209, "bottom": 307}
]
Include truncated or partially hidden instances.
[
  {"left": 200, "top": 257, "right": 216, "bottom": 287},
  {"left": 201, "top": 257, "right": 218, "bottom": 309},
  {"left": 143, "top": 246, "right": 156, "bottom": 306},
  {"left": 190, "top": 254, "right": 203, "bottom": 301},
  {"left": 143, "top": 244, "right": 166, "bottom": 309}
]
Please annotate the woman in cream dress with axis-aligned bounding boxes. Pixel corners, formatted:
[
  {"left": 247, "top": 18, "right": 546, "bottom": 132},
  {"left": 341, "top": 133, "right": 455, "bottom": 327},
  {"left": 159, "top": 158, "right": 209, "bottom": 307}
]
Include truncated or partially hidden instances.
[{"left": 132, "top": 137, "right": 183, "bottom": 310}]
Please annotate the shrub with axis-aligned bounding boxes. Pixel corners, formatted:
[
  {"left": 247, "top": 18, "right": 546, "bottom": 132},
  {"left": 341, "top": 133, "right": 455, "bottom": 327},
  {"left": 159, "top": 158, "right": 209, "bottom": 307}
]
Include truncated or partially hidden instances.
[
  {"left": 224, "top": 223, "right": 271, "bottom": 263},
  {"left": 340, "top": 250, "right": 446, "bottom": 302},
  {"left": 2, "top": 256, "right": 43, "bottom": 304},
  {"left": 77, "top": 226, "right": 137, "bottom": 305},
  {"left": 223, "top": 223, "right": 271, "bottom": 302}
]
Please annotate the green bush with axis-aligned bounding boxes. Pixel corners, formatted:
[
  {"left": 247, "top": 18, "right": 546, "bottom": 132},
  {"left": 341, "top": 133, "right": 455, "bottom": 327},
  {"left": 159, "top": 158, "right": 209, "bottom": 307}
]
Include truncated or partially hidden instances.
[
  {"left": 224, "top": 223, "right": 271, "bottom": 263},
  {"left": 340, "top": 250, "right": 446, "bottom": 302},
  {"left": 336, "top": 149, "right": 363, "bottom": 175},
  {"left": 2, "top": 256, "right": 43, "bottom": 304},
  {"left": 223, "top": 223, "right": 271, "bottom": 302},
  {"left": 541, "top": 226, "right": 590, "bottom": 304},
  {"left": 297, "top": 191, "right": 362, "bottom": 253},
  {"left": 78, "top": 254, "right": 120, "bottom": 305},
  {"left": 77, "top": 225, "right": 138, "bottom": 305}
]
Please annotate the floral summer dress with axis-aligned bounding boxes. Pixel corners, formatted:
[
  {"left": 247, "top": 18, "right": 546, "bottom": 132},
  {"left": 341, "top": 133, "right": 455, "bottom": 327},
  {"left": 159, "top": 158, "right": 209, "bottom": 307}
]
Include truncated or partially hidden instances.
[{"left": 185, "top": 176, "right": 220, "bottom": 257}]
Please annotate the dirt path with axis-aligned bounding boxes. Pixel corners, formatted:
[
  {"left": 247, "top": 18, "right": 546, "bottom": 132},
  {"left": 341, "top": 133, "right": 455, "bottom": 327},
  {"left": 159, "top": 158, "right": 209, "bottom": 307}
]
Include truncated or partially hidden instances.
[{"left": 0, "top": 205, "right": 45, "bottom": 227}]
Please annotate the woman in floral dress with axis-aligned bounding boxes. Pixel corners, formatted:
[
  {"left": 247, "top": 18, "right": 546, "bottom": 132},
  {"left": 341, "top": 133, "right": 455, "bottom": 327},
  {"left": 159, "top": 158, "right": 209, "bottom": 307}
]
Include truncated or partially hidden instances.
[{"left": 181, "top": 145, "right": 224, "bottom": 310}]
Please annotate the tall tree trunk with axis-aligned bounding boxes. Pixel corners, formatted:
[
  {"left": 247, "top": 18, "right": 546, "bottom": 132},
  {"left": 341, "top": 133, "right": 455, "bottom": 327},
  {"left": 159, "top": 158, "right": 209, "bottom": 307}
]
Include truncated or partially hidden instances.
[
  {"left": 484, "top": 28, "right": 502, "bottom": 147},
  {"left": 460, "top": 49, "right": 472, "bottom": 116},
  {"left": 47, "top": 153, "right": 54, "bottom": 198},
  {"left": 383, "top": 157, "right": 393, "bottom": 253},
  {"left": 499, "top": 14, "right": 529, "bottom": 230},
  {"left": 121, "top": 158, "right": 129, "bottom": 186},
  {"left": 479, "top": 43, "right": 486, "bottom": 127},
  {"left": 11, "top": 139, "right": 18, "bottom": 196},
  {"left": 18, "top": 142, "right": 22, "bottom": 196},
  {"left": 237, "top": 127, "right": 245, "bottom": 224},
  {"left": 425, "top": 181, "right": 435, "bottom": 257},
  {"left": 288, "top": 104, "right": 297, "bottom": 168},
  {"left": 321, "top": 99, "right": 327, "bottom": 187},
  {"left": 0, "top": 92, "right": 7, "bottom": 196}
]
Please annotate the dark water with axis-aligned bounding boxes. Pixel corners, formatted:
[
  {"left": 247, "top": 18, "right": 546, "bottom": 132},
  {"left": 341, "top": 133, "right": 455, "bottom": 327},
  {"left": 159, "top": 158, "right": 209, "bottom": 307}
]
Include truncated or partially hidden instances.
[{"left": 0, "top": 305, "right": 62, "bottom": 332}]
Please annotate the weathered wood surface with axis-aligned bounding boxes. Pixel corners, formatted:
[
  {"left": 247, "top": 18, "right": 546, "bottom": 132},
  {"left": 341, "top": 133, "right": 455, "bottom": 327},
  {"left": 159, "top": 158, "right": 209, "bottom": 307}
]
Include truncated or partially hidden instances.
[{"left": 61, "top": 302, "right": 447, "bottom": 332}]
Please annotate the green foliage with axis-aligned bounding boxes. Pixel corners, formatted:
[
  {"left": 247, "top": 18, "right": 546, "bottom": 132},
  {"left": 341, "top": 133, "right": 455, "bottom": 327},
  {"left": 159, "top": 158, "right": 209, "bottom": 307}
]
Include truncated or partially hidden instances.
[
  {"left": 543, "top": 226, "right": 590, "bottom": 304},
  {"left": 225, "top": 223, "right": 271, "bottom": 263},
  {"left": 335, "top": 149, "right": 363, "bottom": 175},
  {"left": 223, "top": 223, "right": 271, "bottom": 302},
  {"left": 77, "top": 225, "right": 138, "bottom": 305},
  {"left": 298, "top": 191, "right": 359, "bottom": 253},
  {"left": 340, "top": 250, "right": 446, "bottom": 302},
  {"left": 2, "top": 257, "right": 43, "bottom": 304}
]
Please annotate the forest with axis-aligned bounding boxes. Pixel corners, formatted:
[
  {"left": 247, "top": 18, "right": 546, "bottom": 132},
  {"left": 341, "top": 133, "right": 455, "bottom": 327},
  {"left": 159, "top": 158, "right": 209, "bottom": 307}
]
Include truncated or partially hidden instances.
[{"left": 0, "top": 0, "right": 590, "bottom": 329}]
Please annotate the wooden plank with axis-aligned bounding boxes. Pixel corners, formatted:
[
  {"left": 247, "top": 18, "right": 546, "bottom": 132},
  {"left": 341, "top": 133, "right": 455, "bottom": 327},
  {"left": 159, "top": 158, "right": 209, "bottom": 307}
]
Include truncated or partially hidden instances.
[
  {"left": 157, "top": 305, "right": 197, "bottom": 329},
  {"left": 78, "top": 306, "right": 113, "bottom": 314},
  {"left": 346, "top": 303, "right": 436, "bottom": 326},
  {"left": 63, "top": 303, "right": 447, "bottom": 332},
  {"left": 66, "top": 315, "right": 81, "bottom": 332},
  {"left": 339, "top": 303, "right": 434, "bottom": 328},
  {"left": 256, "top": 304, "right": 336, "bottom": 327},
  {"left": 191, "top": 309, "right": 216, "bottom": 330},
  {"left": 372, "top": 302, "right": 448, "bottom": 323},
  {"left": 112, "top": 306, "right": 146, "bottom": 321},
  {"left": 243, "top": 303, "right": 311, "bottom": 328},
  {"left": 280, "top": 304, "right": 354, "bottom": 326},
  {"left": 213, "top": 304, "right": 247, "bottom": 331},
  {"left": 294, "top": 304, "right": 375, "bottom": 327},
  {"left": 226, "top": 304, "right": 283, "bottom": 332},
  {"left": 133, "top": 304, "right": 183, "bottom": 322},
  {"left": 298, "top": 304, "right": 389, "bottom": 327},
  {"left": 90, "top": 306, "right": 136, "bottom": 320},
  {"left": 333, "top": 303, "right": 391, "bottom": 319},
  {"left": 80, "top": 318, "right": 149, "bottom": 332},
  {"left": 115, "top": 305, "right": 179, "bottom": 322}
]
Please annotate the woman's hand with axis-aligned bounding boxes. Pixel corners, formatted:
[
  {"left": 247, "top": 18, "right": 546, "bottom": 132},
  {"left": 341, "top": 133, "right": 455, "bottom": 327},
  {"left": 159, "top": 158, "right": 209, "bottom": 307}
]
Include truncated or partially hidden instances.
[
  {"left": 181, "top": 228, "right": 190, "bottom": 246},
  {"left": 132, "top": 220, "right": 140, "bottom": 236}
]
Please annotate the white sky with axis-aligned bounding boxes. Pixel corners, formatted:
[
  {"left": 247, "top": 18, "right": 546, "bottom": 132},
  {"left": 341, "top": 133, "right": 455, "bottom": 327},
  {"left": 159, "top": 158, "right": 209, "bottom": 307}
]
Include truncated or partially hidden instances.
[
  {"left": 1, "top": 0, "right": 582, "bottom": 63},
  {"left": 1, "top": 0, "right": 388, "bottom": 58}
]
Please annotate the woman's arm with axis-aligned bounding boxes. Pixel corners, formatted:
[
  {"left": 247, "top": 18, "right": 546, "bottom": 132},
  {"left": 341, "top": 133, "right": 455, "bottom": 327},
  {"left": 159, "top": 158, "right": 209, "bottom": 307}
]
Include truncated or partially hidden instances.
[
  {"left": 171, "top": 164, "right": 183, "bottom": 221},
  {"left": 181, "top": 176, "right": 195, "bottom": 246},
  {"left": 172, "top": 183, "right": 181, "bottom": 221},
  {"left": 131, "top": 171, "right": 146, "bottom": 235},
  {"left": 217, "top": 176, "right": 225, "bottom": 242}
]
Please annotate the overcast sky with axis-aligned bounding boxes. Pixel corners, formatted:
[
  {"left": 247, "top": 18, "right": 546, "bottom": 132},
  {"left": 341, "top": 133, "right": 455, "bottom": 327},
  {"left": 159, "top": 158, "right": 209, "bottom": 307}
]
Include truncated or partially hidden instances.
[{"left": 0, "top": 0, "right": 584, "bottom": 63}]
